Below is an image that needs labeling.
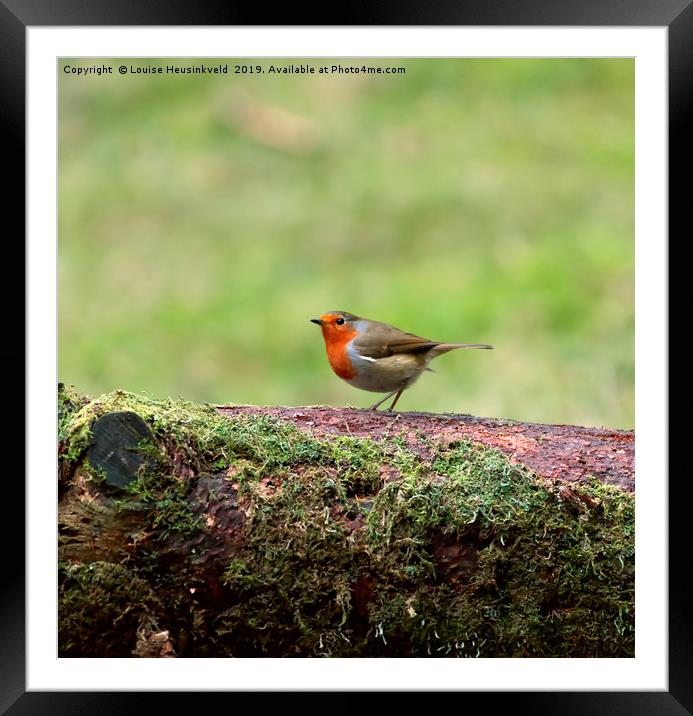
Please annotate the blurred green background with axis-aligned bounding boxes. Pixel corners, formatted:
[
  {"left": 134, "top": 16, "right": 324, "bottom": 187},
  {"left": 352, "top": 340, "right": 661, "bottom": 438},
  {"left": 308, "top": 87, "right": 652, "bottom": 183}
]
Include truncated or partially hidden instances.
[{"left": 59, "top": 58, "right": 634, "bottom": 428}]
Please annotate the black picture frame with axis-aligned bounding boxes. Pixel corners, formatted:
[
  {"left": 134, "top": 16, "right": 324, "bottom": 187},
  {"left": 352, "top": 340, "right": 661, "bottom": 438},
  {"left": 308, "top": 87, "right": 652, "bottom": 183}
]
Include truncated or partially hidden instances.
[{"left": 9, "top": 1, "right": 684, "bottom": 713}]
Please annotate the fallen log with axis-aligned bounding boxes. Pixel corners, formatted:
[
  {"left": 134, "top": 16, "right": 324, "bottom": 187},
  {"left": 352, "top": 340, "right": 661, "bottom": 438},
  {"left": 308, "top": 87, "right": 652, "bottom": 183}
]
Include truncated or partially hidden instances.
[{"left": 58, "top": 384, "right": 635, "bottom": 658}]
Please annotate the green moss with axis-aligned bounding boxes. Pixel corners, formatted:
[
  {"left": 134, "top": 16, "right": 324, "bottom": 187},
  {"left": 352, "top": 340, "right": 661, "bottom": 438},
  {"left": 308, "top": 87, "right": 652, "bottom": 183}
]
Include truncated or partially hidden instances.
[
  {"left": 356, "top": 442, "right": 634, "bottom": 656},
  {"left": 60, "top": 389, "right": 219, "bottom": 464},
  {"left": 59, "top": 561, "right": 165, "bottom": 657},
  {"left": 58, "top": 383, "right": 90, "bottom": 444},
  {"left": 217, "top": 437, "right": 634, "bottom": 656},
  {"left": 61, "top": 388, "right": 324, "bottom": 468},
  {"left": 120, "top": 442, "right": 202, "bottom": 540},
  {"left": 219, "top": 464, "right": 358, "bottom": 656},
  {"left": 59, "top": 388, "right": 635, "bottom": 657}
]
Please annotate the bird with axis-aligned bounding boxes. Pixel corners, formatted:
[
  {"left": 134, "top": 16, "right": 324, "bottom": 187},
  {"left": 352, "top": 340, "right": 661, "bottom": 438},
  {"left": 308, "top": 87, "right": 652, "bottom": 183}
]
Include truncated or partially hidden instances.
[{"left": 310, "top": 311, "right": 493, "bottom": 411}]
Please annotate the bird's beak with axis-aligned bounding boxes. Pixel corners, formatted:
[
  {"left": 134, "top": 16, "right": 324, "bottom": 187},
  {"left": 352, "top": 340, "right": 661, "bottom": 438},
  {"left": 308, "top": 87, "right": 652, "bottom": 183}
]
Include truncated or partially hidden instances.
[{"left": 310, "top": 318, "right": 323, "bottom": 325}]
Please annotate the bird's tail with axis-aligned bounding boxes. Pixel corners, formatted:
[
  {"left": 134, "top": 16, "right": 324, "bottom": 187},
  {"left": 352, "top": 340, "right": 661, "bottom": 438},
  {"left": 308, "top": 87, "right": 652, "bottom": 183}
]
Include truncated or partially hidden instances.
[{"left": 432, "top": 342, "right": 494, "bottom": 355}]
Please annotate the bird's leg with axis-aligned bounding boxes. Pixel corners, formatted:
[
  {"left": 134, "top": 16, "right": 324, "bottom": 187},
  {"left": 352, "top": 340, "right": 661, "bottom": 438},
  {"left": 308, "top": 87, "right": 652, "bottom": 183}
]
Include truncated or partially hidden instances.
[
  {"left": 387, "top": 387, "right": 405, "bottom": 412},
  {"left": 368, "top": 390, "right": 398, "bottom": 411}
]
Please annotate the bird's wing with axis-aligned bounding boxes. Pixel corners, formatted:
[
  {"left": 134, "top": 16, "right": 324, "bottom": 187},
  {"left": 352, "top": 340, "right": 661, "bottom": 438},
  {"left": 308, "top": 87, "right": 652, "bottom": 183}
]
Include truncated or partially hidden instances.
[{"left": 352, "top": 322, "right": 440, "bottom": 358}]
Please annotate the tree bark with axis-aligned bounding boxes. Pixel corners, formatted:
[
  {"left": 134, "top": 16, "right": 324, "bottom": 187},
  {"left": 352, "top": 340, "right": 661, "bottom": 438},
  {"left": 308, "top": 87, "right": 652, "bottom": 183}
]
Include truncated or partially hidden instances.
[{"left": 58, "top": 387, "right": 635, "bottom": 658}]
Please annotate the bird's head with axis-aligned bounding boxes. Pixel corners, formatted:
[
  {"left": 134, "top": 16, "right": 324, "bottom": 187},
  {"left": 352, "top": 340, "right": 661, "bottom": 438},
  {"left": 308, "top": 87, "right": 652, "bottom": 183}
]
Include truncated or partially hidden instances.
[{"left": 310, "top": 311, "right": 359, "bottom": 342}]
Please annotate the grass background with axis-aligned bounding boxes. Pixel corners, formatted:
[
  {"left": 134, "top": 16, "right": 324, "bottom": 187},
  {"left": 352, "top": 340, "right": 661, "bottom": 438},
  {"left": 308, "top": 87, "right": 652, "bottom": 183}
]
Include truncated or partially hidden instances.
[{"left": 58, "top": 58, "right": 634, "bottom": 428}]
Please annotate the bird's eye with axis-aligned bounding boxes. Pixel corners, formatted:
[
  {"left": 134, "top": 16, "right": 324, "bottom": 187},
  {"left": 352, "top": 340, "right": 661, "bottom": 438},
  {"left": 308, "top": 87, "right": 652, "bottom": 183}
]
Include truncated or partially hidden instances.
[{"left": 335, "top": 317, "right": 345, "bottom": 325}]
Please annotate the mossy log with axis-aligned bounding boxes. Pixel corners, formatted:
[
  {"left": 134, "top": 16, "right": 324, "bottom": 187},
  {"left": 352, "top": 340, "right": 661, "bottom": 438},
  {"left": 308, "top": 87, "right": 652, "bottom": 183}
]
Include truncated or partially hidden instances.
[{"left": 58, "top": 384, "right": 635, "bottom": 658}]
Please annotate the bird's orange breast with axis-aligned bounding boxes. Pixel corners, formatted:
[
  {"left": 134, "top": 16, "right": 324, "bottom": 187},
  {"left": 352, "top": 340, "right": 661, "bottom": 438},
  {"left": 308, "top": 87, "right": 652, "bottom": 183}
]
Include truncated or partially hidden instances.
[{"left": 322, "top": 327, "right": 358, "bottom": 380}]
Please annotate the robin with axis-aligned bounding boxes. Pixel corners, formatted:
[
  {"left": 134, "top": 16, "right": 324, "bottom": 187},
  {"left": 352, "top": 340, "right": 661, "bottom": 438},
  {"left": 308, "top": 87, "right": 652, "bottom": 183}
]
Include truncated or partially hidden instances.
[{"left": 310, "top": 311, "right": 493, "bottom": 411}]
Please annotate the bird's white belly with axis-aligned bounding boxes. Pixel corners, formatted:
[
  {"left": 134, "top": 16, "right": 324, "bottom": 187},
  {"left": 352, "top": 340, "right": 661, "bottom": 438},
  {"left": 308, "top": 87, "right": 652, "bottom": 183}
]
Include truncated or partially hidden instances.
[{"left": 345, "top": 342, "right": 425, "bottom": 393}]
